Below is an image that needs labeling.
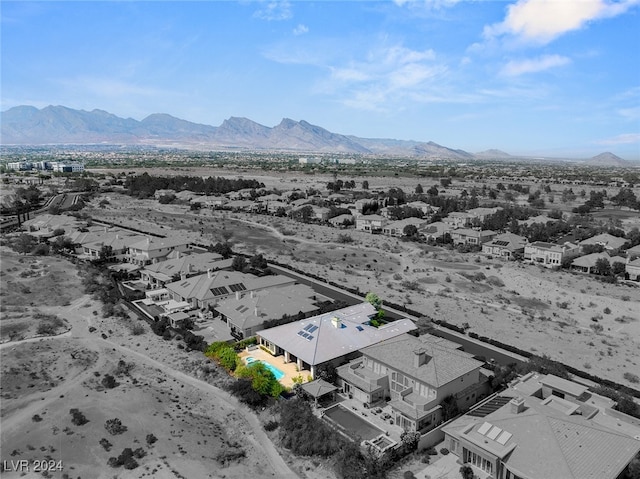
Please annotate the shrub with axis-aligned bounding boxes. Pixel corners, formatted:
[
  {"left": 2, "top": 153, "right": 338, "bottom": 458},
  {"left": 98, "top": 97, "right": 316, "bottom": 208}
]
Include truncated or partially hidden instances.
[
  {"left": 69, "top": 409, "right": 88, "bottom": 426},
  {"left": 105, "top": 418, "right": 127, "bottom": 435},
  {"left": 32, "top": 414, "right": 43, "bottom": 422},
  {"left": 264, "top": 420, "right": 279, "bottom": 432},
  {"left": 145, "top": 434, "right": 157, "bottom": 446},
  {"left": 403, "top": 472, "right": 417, "bottom": 479},
  {"left": 101, "top": 374, "right": 119, "bottom": 389},
  {"left": 99, "top": 438, "right": 113, "bottom": 451},
  {"left": 624, "top": 372, "right": 640, "bottom": 384},
  {"left": 130, "top": 323, "right": 146, "bottom": 335}
]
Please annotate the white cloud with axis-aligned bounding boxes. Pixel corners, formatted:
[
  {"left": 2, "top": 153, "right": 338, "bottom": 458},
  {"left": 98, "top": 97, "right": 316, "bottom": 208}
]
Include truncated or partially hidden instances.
[
  {"left": 293, "top": 24, "right": 308, "bottom": 36},
  {"left": 501, "top": 54, "right": 571, "bottom": 76},
  {"left": 484, "top": 0, "right": 639, "bottom": 45},
  {"left": 253, "top": 1, "right": 292, "bottom": 21},
  {"left": 393, "top": 0, "right": 463, "bottom": 9},
  {"left": 595, "top": 133, "right": 640, "bottom": 145},
  {"left": 618, "top": 106, "right": 640, "bottom": 120}
]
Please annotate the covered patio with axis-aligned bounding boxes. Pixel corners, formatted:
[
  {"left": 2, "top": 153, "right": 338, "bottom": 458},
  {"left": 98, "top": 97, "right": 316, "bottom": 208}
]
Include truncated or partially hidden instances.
[{"left": 301, "top": 379, "right": 338, "bottom": 408}]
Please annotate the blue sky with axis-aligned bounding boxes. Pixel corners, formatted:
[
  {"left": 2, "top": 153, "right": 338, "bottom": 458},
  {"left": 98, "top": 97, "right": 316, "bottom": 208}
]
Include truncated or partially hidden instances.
[{"left": 2, "top": 0, "right": 639, "bottom": 160}]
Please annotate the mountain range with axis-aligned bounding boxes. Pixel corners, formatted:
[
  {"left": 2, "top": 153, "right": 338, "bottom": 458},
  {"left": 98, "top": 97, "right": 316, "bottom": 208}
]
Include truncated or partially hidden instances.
[{"left": 0, "top": 105, "right": 630, "bottom": 163}]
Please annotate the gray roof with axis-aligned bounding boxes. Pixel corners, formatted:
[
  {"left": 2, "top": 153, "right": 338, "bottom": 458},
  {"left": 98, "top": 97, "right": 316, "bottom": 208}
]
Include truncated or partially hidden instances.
[
  {"left": 166, "top": 270, "right": 295, "bottom": 302},
  {"left": 443, "top": 391, "right": 640, "bottom": 479},
  {"left": 301, "top": 379, "right": 337, "bottom": 398},
  {"left": 257, "top": 303, "right": 416, "bottom": 366},
  {"left": 215, "top": 283, "right": 321, "bottom": 331},
  {"left": 360, "top": 334, "right": 482, "bottom": 388}
]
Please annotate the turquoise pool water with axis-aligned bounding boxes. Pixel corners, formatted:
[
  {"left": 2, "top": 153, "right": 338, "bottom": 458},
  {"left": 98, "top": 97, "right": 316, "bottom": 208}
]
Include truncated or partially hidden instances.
[{"left": 245, "top": 357, "right": 285, "bottom": 381}]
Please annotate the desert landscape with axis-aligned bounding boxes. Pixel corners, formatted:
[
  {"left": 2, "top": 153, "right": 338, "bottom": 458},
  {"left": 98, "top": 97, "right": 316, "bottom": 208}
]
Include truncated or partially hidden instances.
[
  {"left": 0, "top": 248, "right": 320, "bottom": 479},
  {"left": 2, "top": 164, "right": 639, "bottom": 479},
  {"left": 88, "top": 168, "right": 640, "bottom": 390}
]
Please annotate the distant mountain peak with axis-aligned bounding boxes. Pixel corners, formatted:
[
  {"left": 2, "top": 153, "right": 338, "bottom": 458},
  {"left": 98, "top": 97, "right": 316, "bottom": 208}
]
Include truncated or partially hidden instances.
[
  {"left": 475, "top": 149, "right": 512, "bottom": 158},
  {"left": 586, "top": 152, "right": 628, "bottom": 166}
]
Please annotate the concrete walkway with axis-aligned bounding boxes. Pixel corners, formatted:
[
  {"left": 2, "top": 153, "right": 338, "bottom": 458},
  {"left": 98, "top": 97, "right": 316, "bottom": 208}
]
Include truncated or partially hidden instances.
[{"left": 418, "top": 453, "right": 461, "bottom": 479}]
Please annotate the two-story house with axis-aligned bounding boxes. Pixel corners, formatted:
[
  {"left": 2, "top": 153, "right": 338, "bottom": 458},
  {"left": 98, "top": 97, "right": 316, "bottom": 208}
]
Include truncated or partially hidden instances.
[
  {"left": 355, "top": 214, "right": 388, "bottom": 233},
  {"left": 482, "top": 233, "right": 528, "bottom": 259},
  {"left": 337, "top": 334, "right": 486, "bottom": 434},
  {"left": 451, "top": 229, "right": 497, "bottom": 246},
  {"left": 442, "top": 373, "right": 640, "bottom": 479},
  {"left": 127, "top": 236, "right": 192, "bottom": 266},
  {"left": 524, "top": 241, "right": 580, "bottom": 268}
]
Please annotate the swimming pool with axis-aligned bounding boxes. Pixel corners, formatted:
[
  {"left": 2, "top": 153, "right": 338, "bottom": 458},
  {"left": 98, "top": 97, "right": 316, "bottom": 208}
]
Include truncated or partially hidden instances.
[
  {"left": 323, "top": 404, "right": 386, "bottom": 441},
  {"left": 244, "top": 357, "right": 285, "bottom": 381}
]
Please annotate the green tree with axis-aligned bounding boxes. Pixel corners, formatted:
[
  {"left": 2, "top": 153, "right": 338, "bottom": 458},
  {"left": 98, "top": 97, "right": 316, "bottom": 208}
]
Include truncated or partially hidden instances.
[
  {"left": 459, "top": 465, "right": 474, "bottom": 479},
  {"left": 365, "top": 292, "right": 382, "bottom": 310},
  {"left": 13, "top": 234, "right": 38, "bottom": 255},
  {"left": 594, "top": 258, "right": 611, "bottom": 276},
  {"left": 232, "top": 255, "right": 247, "bottom": 272},
  {"left": 415, "top": 184, "right": 424, "bottom": 194},
  {"left": 403, "top": 224, "right": 419, "bottom": 238}
]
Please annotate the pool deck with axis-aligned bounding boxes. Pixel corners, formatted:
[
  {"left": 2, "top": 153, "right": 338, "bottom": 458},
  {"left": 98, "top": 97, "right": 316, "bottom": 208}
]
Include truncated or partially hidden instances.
[
  {"left": 238, "top": 347, "right": 311, "bottom": 389},
  {"left": 318, "top": 394, "right": 406, "bottom": 445}
]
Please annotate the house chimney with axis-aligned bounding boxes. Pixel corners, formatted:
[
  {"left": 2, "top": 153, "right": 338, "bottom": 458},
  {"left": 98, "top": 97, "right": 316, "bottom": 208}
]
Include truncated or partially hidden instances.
[
  {"left": 250, "top": 290, "right": 254, "bottom": 298},
  {"left": 188, "top": 263, "right": 194, "bottom": 273},
  {"left": 331, "top": 317, "right": 342, "bottom": 329},
  {"left": 236, "top": 291, "right": 240, "bottom": 300},
  {"left": 413, "top": 348, "right": 428, "bottom": 368},
  {"left": 180, "top": 272, "right": 187, "bottom": 281},
  {"left": 207, "top": 269, "right": 212, "bottom": 278},
  {"left": 146, "top": 237, "right": 151, "bottom": 246},
  {"left": 509, "top": 396, "right": 525, "bottom": 414},
  {"left": 254, "top": 307, "right": 258, "bottom": 316}
]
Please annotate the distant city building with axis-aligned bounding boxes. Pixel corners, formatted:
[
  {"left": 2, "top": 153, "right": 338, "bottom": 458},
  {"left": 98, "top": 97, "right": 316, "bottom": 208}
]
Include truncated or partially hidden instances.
[
  {"left": 7, "top": 161, "right": 32, "bottom": 171},
  {"left": 51, "top": 161, "right": 84, "bottom": 173}
]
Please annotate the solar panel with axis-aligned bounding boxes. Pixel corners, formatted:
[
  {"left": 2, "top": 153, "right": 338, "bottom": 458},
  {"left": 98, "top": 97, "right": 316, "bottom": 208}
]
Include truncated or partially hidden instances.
[
  {"left": 297, "top": 331, "right": 305, "bottom": 337},
  {"left": 486, "top": 426, "right": 502, "bottom": 440},
  {"left": 494, "top": 240, "right": 510, "bottom": 246},
  {"left": 229, "top": 283, "right": 247, "bottom": 292},
  {"left": 307, "top": 335, "right": 313, "bottom": 341},
  {"left": 309, "top": 325, "right": 318, "bottom": 333},
  {"left": 496, "top": 431, "right": 512, "bottom": 445},
  {"left": 477, "top": 422, "right": 492, "bottom": 435},
  {"left": 301, "top": 332, "right": 310, "bottom": 339},
  {"left": 239, "top": 306, "right": 248, "bottom": 313},
  {"left": 211, "top": 286, "right": 230, "bottom": 296},
  {"left": 303, "top": 324, "right": 313, "bottom": 332},
  {"left": 356, "top": 325, "right": 364, "bottom": 331}
]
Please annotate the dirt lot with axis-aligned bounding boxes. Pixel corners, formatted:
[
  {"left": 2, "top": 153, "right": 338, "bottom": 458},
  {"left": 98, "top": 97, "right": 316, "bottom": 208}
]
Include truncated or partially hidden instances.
[{"left": 88, "top": 189, "right": 640, "bottom": 390}]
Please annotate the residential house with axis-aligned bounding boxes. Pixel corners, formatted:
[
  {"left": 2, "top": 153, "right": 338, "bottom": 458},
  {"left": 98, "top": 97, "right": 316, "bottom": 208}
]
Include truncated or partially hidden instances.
[
  {"left": 517, "top": 214, "right": 559, "bottom": 227},
  {"left": 444, "top": 212, "right": 476, "bottom": 228},
  {"left": 524, "top": 241, "right": 580, "bottom": 268},
  {"left": 382, "top": 218, "right": 428, "bottom": 237},
  {"left": 626, "top": 244, "right": 640, "bottom": 259},
  {"left": 214, "top": 283, "right": 326, "bottom": 339},
  {"left": 202, "top": 196, "right": 228, "bottom": 208},
  {"left": 257, "top": 302, "right": 416, "bottom": 379},
  {"left": 127, "top": 236, "right": 193, "bottom": 266},
  {"left": 224, "top": 200, "right": 261, "bottom": 212},
  {"left": 451, "top": 229, "right": 497, "bottom": 247},
  {"left": 627, "top": 258, "right": 640, "bottom": 281},
  {"left": 140, "top": 252, "right": 229, "bottom": 288},
  {"left": 571, "top": 252, "right": 626, "bottom": 274},
  {"left": 337, "top": 334, "right": 486, "bottom": 433},
  {"left": 328, "top": 214, "right": 354, "bottom": 227},
  {"left": 355, "top": 214, "right": 388, "bottom": 233},
  {"left": 467, "top": 207, "right": 503, "bottom": 223},
  {"left": 482, "top": 233, "right": 528, "bottom": 259},
  {"left": 442, "top": 373, "right": 640, "bottom": 479},
  {"left": 165, "top": 270, "right": 296, "bottom": 310},
  {"left": 406, "top": 201, "right": 438, "bottom": 217},
  {"left": 579, "top": 233, "right": 627, "bottom": 252},
  {"left": 419, "top": 221, "right": 453, "bottom": 242},
  {"left": 81, "top": 233, "right": 145, "bottom": 261}
]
